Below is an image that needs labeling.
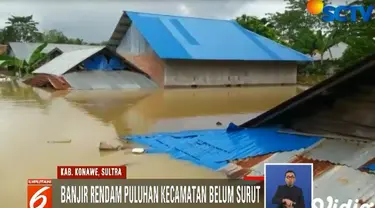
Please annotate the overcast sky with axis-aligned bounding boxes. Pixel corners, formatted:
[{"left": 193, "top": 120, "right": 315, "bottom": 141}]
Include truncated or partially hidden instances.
[{"left": 0, "top": 0, "right": 346, "bottom": 43}]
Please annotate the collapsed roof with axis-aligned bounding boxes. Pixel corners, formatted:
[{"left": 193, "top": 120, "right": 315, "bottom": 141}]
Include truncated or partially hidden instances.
[{"left": 25, "top": 46, "right": 158, "bottom": 90}]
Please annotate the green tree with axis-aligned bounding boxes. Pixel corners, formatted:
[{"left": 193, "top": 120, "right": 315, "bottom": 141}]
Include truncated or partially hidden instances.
[
  {"left": 2, "top": 15, "right": 42, "bottom": 42},
  {"left": 41, "top": 29, "right": 88, "bottom": 45},
  {"left": 236, "top": 15, "right": 281, "bottom": 42},
  {"left": 333, "top": 0, "right": 375, "bottom": 67},
  {"left": 0, "top": 43, "right": 48, "bottom": 76},
  {"left": 267, "top": 0, "right": 332, "bottom": 49},
  {"left": 67, "top": 38, "right": 85, "bottom": 45},
  {"left": 0, "top": 30, "right": 3, "bottom": 43},
  {"left": 339, "top": 38, "right": 375, "bottom": 68},
  {"left": 42, "top": 29, "right": 69, "bottom": 43}
]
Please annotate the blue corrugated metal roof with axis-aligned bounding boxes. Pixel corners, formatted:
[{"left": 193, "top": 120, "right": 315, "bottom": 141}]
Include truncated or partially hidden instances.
[
  {"left": 364, "top": 164, "right": 375, "bottom": 171},
  {"left": 125, "top": 11, "right": 312, "bottom": 61},
  {"left": 124, "top": 123, "right": 320, "bottom": 170}
]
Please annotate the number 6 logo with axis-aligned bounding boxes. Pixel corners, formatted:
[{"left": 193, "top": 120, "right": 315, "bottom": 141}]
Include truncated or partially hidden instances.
[{"left": 29, "top": 187, "right": 50, "bottom": 208}]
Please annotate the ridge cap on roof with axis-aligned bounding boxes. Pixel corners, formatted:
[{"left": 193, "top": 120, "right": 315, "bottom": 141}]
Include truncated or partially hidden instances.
[
  {"left": 8, "top": 42, "right": 102, "bottom": 47},
  {"left": 124, "top": 10, "right": 232, "bottom": 22}
]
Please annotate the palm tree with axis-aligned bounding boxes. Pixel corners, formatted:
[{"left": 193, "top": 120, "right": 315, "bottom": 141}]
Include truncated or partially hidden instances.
[{"left": 0, "top": 43, "right": 48, "bottom": 77}]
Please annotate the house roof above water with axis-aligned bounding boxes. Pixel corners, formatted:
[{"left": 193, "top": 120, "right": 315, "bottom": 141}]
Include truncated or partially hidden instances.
[
  {"left": 27, "top": 46, "right": 158, "bottom": 90},
  {"left": 8, "top": 42, "right": 100, "bottom": 60},
  {"left": 32, "top": 46, "right": 148, "bottom": 76},
  {"left": 33, "top": 47, "right": 106, "bottom": 75},
  {"left": 108, "top": 11, "right": 312, "bottom": 62}
]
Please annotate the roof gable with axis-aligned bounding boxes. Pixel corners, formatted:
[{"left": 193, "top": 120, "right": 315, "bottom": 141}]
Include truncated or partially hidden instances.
[{"left": 124, "top": 11, "right": 311, "bottom": 62}]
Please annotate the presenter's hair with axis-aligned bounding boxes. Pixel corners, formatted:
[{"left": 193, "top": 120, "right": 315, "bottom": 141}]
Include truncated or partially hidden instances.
[{"left": 285, "top": 170, "right": 296, "bottom": 176}]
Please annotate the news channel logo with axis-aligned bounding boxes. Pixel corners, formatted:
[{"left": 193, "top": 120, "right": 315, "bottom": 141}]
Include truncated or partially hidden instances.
[
  {"left": 306, "top": 0, "right": 374, "bottom": 22},
  {"left": 27, "top": 179, "right": 52, "bottom": 208}
]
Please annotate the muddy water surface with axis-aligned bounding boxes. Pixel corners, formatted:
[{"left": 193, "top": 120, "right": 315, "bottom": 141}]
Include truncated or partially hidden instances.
[{"left": 0, "top": 81, "right": 299, "bottom": 207}]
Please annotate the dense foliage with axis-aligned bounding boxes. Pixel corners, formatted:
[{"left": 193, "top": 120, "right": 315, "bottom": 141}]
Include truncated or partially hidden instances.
[
  {"left": 236, "top": 0, "right": 375, "bottom": 75},
  {"left": 0, "top": 15, "right": 104, "bottom": 45}
]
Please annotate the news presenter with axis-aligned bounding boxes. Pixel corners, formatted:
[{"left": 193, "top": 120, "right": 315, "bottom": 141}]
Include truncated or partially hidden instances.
[{"left": 271, "top": 170, "right": 305, "bottom": 208}]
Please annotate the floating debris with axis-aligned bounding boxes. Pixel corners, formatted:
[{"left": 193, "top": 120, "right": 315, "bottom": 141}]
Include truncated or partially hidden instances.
[
  {"left": 47, "top": 140, "right": 72, "bottom": 144},
  {"left": 99, "top": 142, "right": 126, "bottom": 151},
  {"left": 132, "top": 148, "right": 145, "bottom": 154}
]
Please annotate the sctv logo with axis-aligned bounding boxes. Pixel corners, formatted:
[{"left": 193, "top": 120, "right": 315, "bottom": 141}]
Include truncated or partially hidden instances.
[{"left": 306, "top": 0, "right": 374, "bottom": 22}]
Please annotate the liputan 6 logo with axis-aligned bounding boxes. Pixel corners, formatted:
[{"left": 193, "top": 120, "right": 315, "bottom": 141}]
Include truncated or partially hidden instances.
[{"left": 27, "top": 179, "right": 52, "bottom": 208}]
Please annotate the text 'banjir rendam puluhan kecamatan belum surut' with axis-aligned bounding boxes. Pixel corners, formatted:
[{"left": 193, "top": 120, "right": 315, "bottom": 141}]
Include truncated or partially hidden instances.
[{"left": 60, "top": 185, "right": 262, "bottom": 204}]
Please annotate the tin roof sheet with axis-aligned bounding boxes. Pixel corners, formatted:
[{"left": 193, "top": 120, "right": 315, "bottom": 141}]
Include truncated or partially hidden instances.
[
  {"left": 292, "top": 156, "right": 335, "bottom": 177},
  {"left": 301, "top": 140, "right": 375, "bottom": 169},
  {"left": 126, "top": 125, "right": 320, "bottom": 170},
  {"left": 62, "top": 70, "right": 158, "bottom": 90},
  {"left": 8, "top": 42, "right": 99, "bottom": 60},
  {"left": 244, "top": 151, "right": 302, "bottom": 176},
  {"left": 33, "top": 47, "right": 105, "bottom": 75},
  {"left": 110, "top": 11, "right": 312, "bottom": 61},
  {"left": 314, "top": 165, "right": 375, "bottom": 203}
]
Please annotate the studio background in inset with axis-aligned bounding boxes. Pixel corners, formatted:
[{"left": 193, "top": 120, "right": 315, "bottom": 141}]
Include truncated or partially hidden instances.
[{"left": 265, "top": 164, "right": 312, "bottom": 208}]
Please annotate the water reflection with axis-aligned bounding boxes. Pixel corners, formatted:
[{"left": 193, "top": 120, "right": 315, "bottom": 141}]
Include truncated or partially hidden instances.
[
  {"left": 0, "top": 80, "right": 49, "bottom": 108},
  {"left": 0, "top": 83, "right": 299, "bottom": 207},
  {"left": 69, "top": 87, "right": 298, "bottom": 134}
]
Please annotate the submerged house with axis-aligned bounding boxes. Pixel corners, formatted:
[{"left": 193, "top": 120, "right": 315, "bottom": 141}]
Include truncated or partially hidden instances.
[
  {"left": 107, "top": 11, "right": 312, "bottom": 87},
  {"left": 24, "top": 46, "right": 158, "bottom": 90},
  {"left": 222, "top": 54, "right": 375, "bottom": 203}
]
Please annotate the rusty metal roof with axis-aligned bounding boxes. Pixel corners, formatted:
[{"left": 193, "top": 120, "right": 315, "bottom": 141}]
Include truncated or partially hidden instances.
[
  {"left": 291, "top": 156, "right": 335, "bottom": 177},
  {"left": 300, "top": 139, "right": 375, "bottom": 169},
  {"left": 248, "top": 151, "right": 301, "bottom": 176},
  {"left": 314, "top": 165, "right": 375, "bottom": 203},
  {"left": 234, "top": 155, "right": 375, "bottom": 203},
  {"left": 231, "top": 138, "right": 375, "bottom": 203},
  {"left": 232, "top": 142, "right": 375, "bottom": 204},
  {"left": 235, "top": 141, "right": 375, "bottom": 175}
]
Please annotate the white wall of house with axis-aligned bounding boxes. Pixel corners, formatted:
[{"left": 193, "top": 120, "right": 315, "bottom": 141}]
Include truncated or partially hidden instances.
[
  {"left": 116, "top": 24, "right": 152, "bottom": 56},
  {"left": 164, "top": 60, "right": 297, "bottom": 86}
]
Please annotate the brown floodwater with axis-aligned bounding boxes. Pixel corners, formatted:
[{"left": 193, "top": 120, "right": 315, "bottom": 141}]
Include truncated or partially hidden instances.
[{"left": 0, "top": 80, "right": 300, "bottom": 207}]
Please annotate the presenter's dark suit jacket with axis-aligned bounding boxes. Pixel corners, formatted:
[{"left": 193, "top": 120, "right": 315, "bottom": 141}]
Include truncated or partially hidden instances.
[{"left": 271, "top": 185, "right": 305, "bottom": 208}]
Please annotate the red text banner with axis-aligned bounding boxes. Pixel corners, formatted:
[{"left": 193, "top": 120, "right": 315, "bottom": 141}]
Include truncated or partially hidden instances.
[{"left": 57, "top": 166, "right": 126, "bottom": 179}]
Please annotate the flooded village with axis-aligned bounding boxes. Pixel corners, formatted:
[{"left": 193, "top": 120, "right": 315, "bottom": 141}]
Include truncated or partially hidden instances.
[{"left": 0, "top": 1, "right": 375, "bottom": 207}]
